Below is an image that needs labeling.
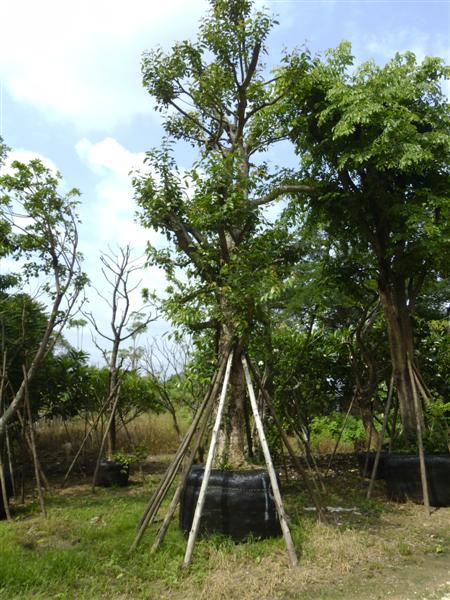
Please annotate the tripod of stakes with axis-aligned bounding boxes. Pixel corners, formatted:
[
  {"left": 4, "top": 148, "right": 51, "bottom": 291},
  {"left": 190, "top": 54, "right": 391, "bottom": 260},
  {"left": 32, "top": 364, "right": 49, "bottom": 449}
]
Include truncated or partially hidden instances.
[{"left": 130, "top": 346, "right": 326, "bottom": 568}]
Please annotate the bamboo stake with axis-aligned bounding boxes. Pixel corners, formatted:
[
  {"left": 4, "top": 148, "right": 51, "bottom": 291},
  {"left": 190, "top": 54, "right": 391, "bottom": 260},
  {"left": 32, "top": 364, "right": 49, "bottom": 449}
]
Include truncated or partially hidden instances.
[
  {"left": 367, "top": 374, "right": 394, "bottom": 499},
  {"left": 388, "top": 394, "right": 399, "bottom": 454},
  {"left": 290, "top": 418, "right": 327, "bottom": 493},
  {"left": 151, "top": 389, "right": 217, "bottom": 553},
  {"left": 0, "top": 451, "right": 12, "bottom": 521},
  {"left": 242, "top": 356, "right": 298, "bottom": 567},
  {"left": 326, "top": 392, "right": 356, "bottom": 475},
  {"left": 0, "top": 354, "right": 13, "bottom": 514},
  {"left": 16, "top": 411, "right": 50, "bottom": 491},
  {"left": 23, "top": 366, "right": 47, "bottom": 518},
  {"left": 412, "top": 364, "right": 432, "bottom": 403},
  {"left": 133, "top": 390, "right": 217, "bottom": 549},
  {"left": 183, "top": 351, "right": 234, "bottom": 569},
  {"left": 62, "top": 380, "right": 121, "bottom": 487},
  {"left": 412, "top": 368, "right": 432, "bottom": 405},
  {"left": 362, "top": 410, "right": 374, "bottom": 477},
  {"left": 247, "top": 357, "right": 327, "bottom": 520},
  {"left": 5, "top": 427, "right": 15, "bottom": 497},
  {"left": 92, "top": 382, "right": 122, "bottom": 492},
  {"left": 408, "top": 359, "right": 430, "bottom": 517},
  {"left": 130, "top": 348, "right": 231, "bottom": 553}
]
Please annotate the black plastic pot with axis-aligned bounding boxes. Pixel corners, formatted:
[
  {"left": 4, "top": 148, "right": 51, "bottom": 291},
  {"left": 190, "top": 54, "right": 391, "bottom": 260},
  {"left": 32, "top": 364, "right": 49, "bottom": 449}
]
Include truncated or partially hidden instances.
[
  {"left": 357, "top": 452, "right": 387, "bottom": 479},
  {"left": 384, "top": 453, "right": 450, "bottom": 507},
  {"left": 0, "top": 472, "right": 13, "bottom": 520},
  {"left": 180, "top": 466, "right": 281, "bottom": 542},
  {"left": 95, "top": 460, "right": 129, "bottom": 487}
]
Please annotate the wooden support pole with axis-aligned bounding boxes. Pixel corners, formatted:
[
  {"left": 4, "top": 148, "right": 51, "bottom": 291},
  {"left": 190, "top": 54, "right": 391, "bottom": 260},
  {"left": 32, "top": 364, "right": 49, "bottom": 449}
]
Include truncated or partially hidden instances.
[
  {"left": 151, "top": 389, "right": 216, "bottom": 554},
  {"left": 247, "top": 357, "right": 327, "bottom": 521},
  {"left": 92, "top": 383, "right": 122, "bottom": 492},
  {"left": 137, "top": 387, "right": 219, "bottom": 549},
  {"left": 183, "top": 351, "right": 233, "bottom": 568},
  {"left": 0, "top": 451, "right": 12, "bottom": 521},
  {"left": 62, "top": 380, "right": 120, "bottom": 487},
  {"left": 5, "top": 426, "right": 15, "bottom": 497},
  {"left": 362, "top": 407, "right": 374, "bottom": 477},
  {"left": 408, "top": 359, "right": 430, "bottom": 517},
  {"left": 367, "top": 374, "right": 394, "bottom": 499},
  {"left": 326, "top": 392, "right": 356, "bottom": 475},
  {"left": 295, "top": 420, "right": 326, "bottom": 493},
  {"left": 130, "top": 348, "right": 231, "bottom": 553},
  {"left": 412, "top": 364, "right": 432, "bottom": 403},
  {"left": 242, "top": 356, "right": 298, "bottom": 567},
  {"left": 16, "top": 410, "right": 50, "bottom": 491},
  {"left": 412, "top": 368, "right": 432, "bottom": 405},
  {"left": 388, "top": 394, "right": 399, "bottom": 453},
  {"left": 23, "top": 366, "right": 47, "bottom": 518}
]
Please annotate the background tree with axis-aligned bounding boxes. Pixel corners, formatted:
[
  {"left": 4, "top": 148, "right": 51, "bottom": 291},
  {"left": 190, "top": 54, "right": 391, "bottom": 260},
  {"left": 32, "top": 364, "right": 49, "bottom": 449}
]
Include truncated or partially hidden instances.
[
  {"left": 86, "top": 245, "right": 155, "bottom": 457},
  {"left": 0, "top": 157, "right": 86, "bottom": 441},
  {"left": 281, "top": 45, "right": 450, "bottom": 440}
]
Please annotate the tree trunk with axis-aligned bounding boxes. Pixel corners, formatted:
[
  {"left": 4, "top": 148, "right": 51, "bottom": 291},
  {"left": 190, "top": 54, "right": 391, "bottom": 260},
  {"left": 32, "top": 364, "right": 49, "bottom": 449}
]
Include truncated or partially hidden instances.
[
  {"left": 216, "top": 322, "right": 248, "bottom": 467},
  {"left": 378, "top": 270, "right": 422, "bottom": 441},
  {"left": 107, "top": 347, "right": 120, "bottom": 459}
]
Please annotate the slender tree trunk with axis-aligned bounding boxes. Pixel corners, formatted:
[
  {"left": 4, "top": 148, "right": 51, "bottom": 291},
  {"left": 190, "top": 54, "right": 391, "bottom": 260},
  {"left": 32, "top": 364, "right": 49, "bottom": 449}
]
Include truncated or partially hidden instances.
[
  {"left": 378, "top": 269, "right": 422, "bottom": 441},
  {"left": 106, "top": 349, "right": 119, "bottom": 458}
]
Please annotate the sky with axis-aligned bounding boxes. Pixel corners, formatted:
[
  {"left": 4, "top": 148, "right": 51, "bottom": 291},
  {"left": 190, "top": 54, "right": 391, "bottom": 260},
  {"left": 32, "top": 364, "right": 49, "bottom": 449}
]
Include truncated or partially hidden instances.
[{"left": 1, "top": 0, "right": 449, "bottom": 364}]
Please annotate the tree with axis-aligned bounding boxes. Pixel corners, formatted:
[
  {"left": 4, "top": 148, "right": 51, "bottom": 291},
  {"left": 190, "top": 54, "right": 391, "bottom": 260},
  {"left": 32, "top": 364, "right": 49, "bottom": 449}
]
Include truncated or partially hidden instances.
[
  {"left": 0, "top": 157, "right": 86, "bottom": 441},
  {"left": 86, "top": 245, "right": 155, "bottom": 457},
  {"left": 134, "top": 0, "right": 315, "bottom": 465},
  {"left": 281, "top": 45, "right": 450, "bottom": 439}
]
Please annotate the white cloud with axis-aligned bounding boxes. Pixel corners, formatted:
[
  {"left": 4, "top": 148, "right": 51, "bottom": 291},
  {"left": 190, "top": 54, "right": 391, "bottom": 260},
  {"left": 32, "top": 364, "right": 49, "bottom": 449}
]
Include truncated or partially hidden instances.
[
  {"left": 360, "top": 30, "right": 449, "bottom": 65},
  {"left": 75, "top": 135, "right": 167, "bottom": 286},
  {"left": 0, "top": 0, "right": 207, "bottom": 131},
  {"left": 73, "top": 136, "right": 172, "bottom": 361},
  {"left": 1, "top": 148, "right": 58, "bottom": 175},
  {"left": 76, "top": 136, "right": 148, "bottom": 246}
]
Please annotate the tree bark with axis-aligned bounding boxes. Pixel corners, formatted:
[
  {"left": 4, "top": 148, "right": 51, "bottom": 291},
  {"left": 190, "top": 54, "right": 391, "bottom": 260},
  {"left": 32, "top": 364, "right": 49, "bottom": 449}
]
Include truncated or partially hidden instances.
[
  {"left": 378, "top": 269, "right": 422, "bottom": 441},
  {"left": 216, "top": 320, "right": 248, "bottom": 467}
]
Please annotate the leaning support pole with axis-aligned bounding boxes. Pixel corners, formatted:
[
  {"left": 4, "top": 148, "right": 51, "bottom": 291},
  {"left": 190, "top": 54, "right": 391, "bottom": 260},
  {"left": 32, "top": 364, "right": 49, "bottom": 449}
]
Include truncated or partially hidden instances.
[
  {"left": 92, "top": 383, "right": 122, "bottom": 492},
  {"left": 5, "top": 427, "right": 15, "bottom": 497},
  {"left": 367, "top": 374, "right": 394, "bottom": 499},
  {"left": 183, "top": 351, "right": 233, "bottom": 569},
  {"left": 130, "top": 347, "right": 231, "bottom": 553},
  {"left": 408, "top": 359, "right": 430, "bottom": 517},
  {"left": 23, "top": 366, "right": 47, "bottom": 518},
  {"left": 151, "top": 382, "right": 217, "bottom": 554},
  {"left": 62, "top": 380, "right": 121, "bottom": 487},
  {"left": 325, "top": 392, "right": 356, "bottom": 476},
  {"left": 16, "top": 410, "right": 50, "bottom": 491},
  {"left": 247, "top": 357, "right": 327, "bottom": 522},
  {"left": 0, "top": 451, "right": 12, "bottom": 521},
  {"left": 242, "top": 356, "right": 298, "bottom": 567}
]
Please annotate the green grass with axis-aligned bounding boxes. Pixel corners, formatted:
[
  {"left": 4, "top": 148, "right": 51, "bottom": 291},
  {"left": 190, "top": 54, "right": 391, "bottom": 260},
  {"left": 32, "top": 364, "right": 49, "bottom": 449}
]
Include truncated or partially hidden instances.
[
  {"left": 0, "top": 464, "right": 449, "bottom": 600},
  {"left": 0, "top": 480, "right": 295, "bottom": 599}
]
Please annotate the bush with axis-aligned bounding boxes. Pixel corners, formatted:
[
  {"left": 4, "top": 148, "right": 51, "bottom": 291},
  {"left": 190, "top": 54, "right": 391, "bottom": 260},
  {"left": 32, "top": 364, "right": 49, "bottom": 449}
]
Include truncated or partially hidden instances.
[{"left": 310, "top": 412, "right": 366, "bottom": 449}]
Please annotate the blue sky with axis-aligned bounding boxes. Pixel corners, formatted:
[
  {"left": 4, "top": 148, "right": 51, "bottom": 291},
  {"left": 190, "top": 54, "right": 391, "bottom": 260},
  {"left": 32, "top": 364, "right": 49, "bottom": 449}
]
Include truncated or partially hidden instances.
[{"left": 1, "top": 0, "right": 449, "bottom": 362}]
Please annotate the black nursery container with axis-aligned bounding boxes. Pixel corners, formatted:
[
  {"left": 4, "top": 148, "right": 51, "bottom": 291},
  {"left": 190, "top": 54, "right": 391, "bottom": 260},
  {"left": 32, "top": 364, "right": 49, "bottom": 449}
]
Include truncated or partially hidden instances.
[
  {"left": 180, "top": 466, "right": 281, "bottom": 542},
  {"left": 384, "top": 454, "right": 450, "bottom": 507},
  {"left": 95, "top": 460, "right": 129, "bottom": 487},
  {"left": 357, "top": 452, "right": 387, "bottom": 479},
  {"left": 0, "top": 472, "right": 13, "bottom": 519}
]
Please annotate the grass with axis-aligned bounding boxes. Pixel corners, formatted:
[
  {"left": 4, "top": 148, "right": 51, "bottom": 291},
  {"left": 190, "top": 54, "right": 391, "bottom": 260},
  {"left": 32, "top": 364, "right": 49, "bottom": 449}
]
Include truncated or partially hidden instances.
[
  {"left": 35, "top": 412, "right": 189, "bottom": 466},
  {"left": 1, "top": 458, "right": 449, "bottom": 600}
]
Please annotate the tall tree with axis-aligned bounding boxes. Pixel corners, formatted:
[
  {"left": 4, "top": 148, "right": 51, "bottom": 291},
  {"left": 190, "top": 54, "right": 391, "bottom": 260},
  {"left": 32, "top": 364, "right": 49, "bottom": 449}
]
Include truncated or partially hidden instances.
[
  {"left": 281, "top": 45, "right": 450, "bottom": 439},
  {"left": 0, "top": 157, "right": 86, "bottom": 441},
  {"left": 134, "top": 0, "right": 313, "bottom": 465}
]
